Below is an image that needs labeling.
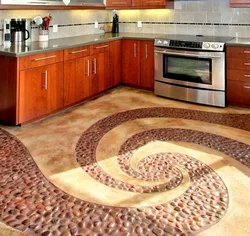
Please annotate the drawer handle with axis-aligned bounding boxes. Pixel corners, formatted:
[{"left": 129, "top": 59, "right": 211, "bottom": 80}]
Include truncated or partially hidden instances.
[
  {"left": 43, "top": 71, "right": 48, "bottom": 90},
  {"left": 70, "top": 49, "right": 87, "bottom": 54},
  {"left": 146, "top": 44, "right": 148, "bottom": 59},
  {"left": 244, "top": 85, "right": 250, "bottom": 89},
  {"left": 244, "top": 51, "right": 250, "bottom": 54},
  {"left": 244, "top": 75, "right": 250, "bottom": 77},
  {"left": 34, "top": 55, "right": 56, "bottom": 61},
  {"left": 244, "top": 63, "right": 250, "bottom": 66},
  {"left": 95, "top": 45, "right": 108, "bottom": 49},
  {"left": 134, "top": 42, "right": 137, "bottom": 58}
]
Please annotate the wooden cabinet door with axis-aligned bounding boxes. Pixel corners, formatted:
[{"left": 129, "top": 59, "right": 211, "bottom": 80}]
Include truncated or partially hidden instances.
[
  {"left": 109, "top": 40, "right": 121, "bottom": 88},
  {"left": 242, "top": 82, "right": 250, "bottom": 106},
  {"left": 121, "top": 40, "right": 140, "bottom": 86},
  {"left": 140, "top": 40, "right": 154, "bottom": 90},
  {"left": 19, "top": 63, "right": 63, "bottom": 123},
  {"left": 106, "top": 0, "right": 132, "bottom": 8},
  {"left": 132, "top": 0, "right": 166, "bottom": 7},
  {"left": 90, "top": 51, "right": 109, "bottom": 96},
  {"left": 227, "top": 80, "right": 243, "bottom": 105},
  {"left": 64, "top": 56, "right": 90, "bottom": 106}
]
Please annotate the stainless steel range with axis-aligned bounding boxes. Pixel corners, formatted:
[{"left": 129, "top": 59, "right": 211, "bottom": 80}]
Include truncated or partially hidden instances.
[{"left": 154, "top": 34, "right": 234, "bottom": 107}]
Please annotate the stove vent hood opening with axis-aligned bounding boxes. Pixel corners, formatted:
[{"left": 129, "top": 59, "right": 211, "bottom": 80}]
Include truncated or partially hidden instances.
[{"left": 1, "top": 0, "right": 104, "bottom": 6}]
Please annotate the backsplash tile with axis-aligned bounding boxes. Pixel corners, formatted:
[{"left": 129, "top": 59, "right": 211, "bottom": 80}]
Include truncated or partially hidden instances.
[
  {"left": 118, "top": 0, "right": 250, "bottom": 38},
  {"left": 1, "top": 0, "right": 250, "bottom": 44}
]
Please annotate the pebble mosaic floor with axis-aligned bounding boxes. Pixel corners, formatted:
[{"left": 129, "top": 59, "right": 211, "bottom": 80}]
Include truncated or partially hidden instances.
[{"left": 0, "top": 87, "right": 250, "bottom": 236}]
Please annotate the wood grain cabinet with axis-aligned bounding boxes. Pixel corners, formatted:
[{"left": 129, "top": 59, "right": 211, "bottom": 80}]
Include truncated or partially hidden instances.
[
  {"left": 226, "top": 46, "right": 250, "bottom": 107},
  {"left": 19, "top": 63, "right": 64, "bottom": 124},
  {"left": 89, "top": 42, "right": 110, "bottom": 96},
  {"left": 106, "top": 0, "right": 132, "bottom": 8},
  {"left": 63, "top": 46, "right": 90, "bottom": 106},
  {"left": 140, "top": 40, "right": 154, "bottom": 90},
  {"left": 106, "top": 0, "right": 172, "bottom": 9},
  {"left": 121, "top": 39, "right": 141, "bottom": 86},
  {"left": 230, "top": 0, "right": 250, "bottom": 7},
  {"left": 109, "top": 40, "right": 122, "bottom": 88},
  {"left": 122, "top": 39, "right": 154, "bottom": 90}
]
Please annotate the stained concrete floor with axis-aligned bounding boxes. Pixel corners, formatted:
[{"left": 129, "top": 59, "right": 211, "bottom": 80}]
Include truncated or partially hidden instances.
[{"left": 0, "top": 86, "right": 250, "bottom": 236}]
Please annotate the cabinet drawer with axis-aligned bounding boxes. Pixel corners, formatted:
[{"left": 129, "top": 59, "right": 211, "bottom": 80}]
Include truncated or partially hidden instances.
[
  {"left": 64, "top": 46, "right": 90, "bottom": 61},
  {"left": 226, "top": 46, "right": 250, "bottom": 59},
  {"left": 227, "top": 69, "right": 250, "bottom": 82},
  {"left": 227, "top": 58, "right": 250, "bottom": 70},
  {"left": 90, "top": 42, "right": 109, "bottom": 55},
  {"left": 19, "top": 50, "right": 64, "bottom": 70}
]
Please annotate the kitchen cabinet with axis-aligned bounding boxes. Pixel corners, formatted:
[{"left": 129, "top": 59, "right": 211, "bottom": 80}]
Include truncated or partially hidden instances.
[
  {"left": 109, "top": 40, "right": 122, "bottom": 88},
  {"left": 226, "top": 46, "right": 250, "bottom": 107},
  {"left": 63, "top": 46, "right": 90, "bottom": 106},
  {"left": 64, "top": 57, "right": 90, "bottom": 107},
  {"left": 19, "top": 63, "right": 64, "bottom": 124},
  {"left": 89, "top": 42, "right": 110, "bottom": 96},
  {"left": 140, "top": 40, "right": 154, "bottom": 90},
  {"left": 122, "top": 39, "right": 141, "bottom": 86},
  {"left": 132, "top": 0, "right": 166, "bottom": 7},
  {"left": 106, "top": 0, "right": 173, "bottom": 9},
  {"left": 122, "top": 39, "right": 154, "bottom": 90},
  {"left": 230, "top": 0, "right": 250, "bottom": 7},
  {"left": 106, "top": 0, "right": 132, "bottom": 8}
]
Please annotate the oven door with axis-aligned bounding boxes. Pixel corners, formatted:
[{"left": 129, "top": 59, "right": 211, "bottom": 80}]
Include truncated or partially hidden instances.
[{"left": 155, "top": 47, "right": 225, "bottom": 91}]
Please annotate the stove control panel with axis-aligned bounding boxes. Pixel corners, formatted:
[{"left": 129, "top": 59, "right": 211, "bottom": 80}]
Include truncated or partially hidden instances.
[
  {"left": 155, "top": 39, "right": 225, "bottom": 51},
  {"left": 202, "top": 42, "right": 224, "bottom": 51}
]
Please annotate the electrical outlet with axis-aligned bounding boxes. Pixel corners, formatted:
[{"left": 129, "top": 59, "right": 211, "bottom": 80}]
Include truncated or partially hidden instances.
[
  {"left": 53, "top": 25, "right": 58, "bottom": 33},
  {"left": 94, "top": 22, "right": 98, "bottom": 29},
  {"left": 138, "top": 21, "right": 142, "bottom": 28}
]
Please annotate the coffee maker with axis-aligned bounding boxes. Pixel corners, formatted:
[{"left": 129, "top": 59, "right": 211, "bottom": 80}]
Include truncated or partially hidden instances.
[{"left": 2, "top": 18, "right": 31, "bottom": 45}]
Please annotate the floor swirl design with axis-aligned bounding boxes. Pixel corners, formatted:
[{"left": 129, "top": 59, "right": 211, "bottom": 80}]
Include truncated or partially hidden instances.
[{"left": 0, "top": 107, "right": 250, "bottom": 235}]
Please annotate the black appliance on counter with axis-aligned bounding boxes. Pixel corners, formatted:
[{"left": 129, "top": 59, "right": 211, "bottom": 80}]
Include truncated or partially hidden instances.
[{"left": 112, "top": 14, "right": 119, "bottom": 33}]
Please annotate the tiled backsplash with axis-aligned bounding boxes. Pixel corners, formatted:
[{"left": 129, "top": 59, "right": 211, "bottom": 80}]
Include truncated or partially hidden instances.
[
  {"left": 1, "top": 0, "right": 250, "bottom": 43},
  {"left": 118, "top": 0, "right": 250, "bottom": 38}
]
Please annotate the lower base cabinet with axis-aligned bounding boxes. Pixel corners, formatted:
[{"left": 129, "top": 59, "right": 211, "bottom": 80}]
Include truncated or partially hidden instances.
[
  {"left": 19, "top": 62, "right": 64, "bottom": 124},
  {"left": 64, "top": 57, "right": 90, "bottom": 107},
  {"left": 122, "top": 39, "right": 154, "bottom": 90},
  {"left": 227, "top": 80, "right": 250, "bottom": 107}
]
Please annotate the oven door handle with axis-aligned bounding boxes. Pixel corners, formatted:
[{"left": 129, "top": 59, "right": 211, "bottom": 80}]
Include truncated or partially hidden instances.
[{"left": 154, "top": 50, "right": 222, "bottom": 59}]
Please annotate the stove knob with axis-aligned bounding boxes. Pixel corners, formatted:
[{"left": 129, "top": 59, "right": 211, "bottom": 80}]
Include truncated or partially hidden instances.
[
  {"left": 157, "top": 40, "right": 163, "bottom": 45},
  {"left": 163, "top": 40, "right": 169, "bottom": 45},
  {"left": 203, "top": 43, "right": 210, "bottom": 49},
  {"left": 212, "top": 43, "right": 219, "bottom": 49}
]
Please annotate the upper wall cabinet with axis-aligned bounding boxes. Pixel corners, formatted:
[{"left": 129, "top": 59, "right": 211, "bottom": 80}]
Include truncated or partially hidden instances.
[
  {"left": 230, "top": 0, "right": 250, "bottom": 7},
  {"left": 106, "top": 0, "right": 173, "bottom": 9}
]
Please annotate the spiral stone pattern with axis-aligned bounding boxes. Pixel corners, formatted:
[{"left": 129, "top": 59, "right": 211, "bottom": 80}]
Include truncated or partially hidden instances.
[{"left": 0, "top": 107, "right": 250, "bottom": 235}]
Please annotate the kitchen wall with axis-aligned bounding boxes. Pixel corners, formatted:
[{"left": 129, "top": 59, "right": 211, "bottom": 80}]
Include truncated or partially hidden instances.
[
  {"left": 1, "top": 0, "right": 250, "bottom": 44},
  {"left": 0, "top": 10, "right": 112, "bottom": 43},
  {"left": 118, "top": 0, "right": 250, "bottom": 38}
]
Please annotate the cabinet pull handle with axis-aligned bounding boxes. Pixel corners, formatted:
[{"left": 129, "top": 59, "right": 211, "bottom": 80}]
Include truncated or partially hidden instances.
[
  {"left": 70, "top": 49, "right": 87, "bottom": 54},
  {"left": 134, "top": 43, "right": 137, "bottom": 58},
  {"left": 111, "top": 1, "right": 127, "bottom": 4},
  {"left": 86, "top": 59, "right": 90, "bottom": 76},
  {"left": 93, "top": 58, "right": 97, "bottom": 75},
  {"left": 244, "top": 51, "right": 250, "bottom": 54},
  {"left": 244, "top": 85, "right": 250, "bottom": 89},
  {"left": 43, "top": 71, "right": 48, "bottom": 90},
  {"left": 244, "top": 62, "right": 250, "bottom": 66},
  {"left": 146, "top": 44, "right": 148, "bottom": 59},
  {"left": 95, "top": 45, "right": 109, "bottom": 49},
  {"left": 244, "top": 74, "right": 250, "bottom": 77},
  {"left": 34, "top": 55, "right": 56, "bottom": 61}
]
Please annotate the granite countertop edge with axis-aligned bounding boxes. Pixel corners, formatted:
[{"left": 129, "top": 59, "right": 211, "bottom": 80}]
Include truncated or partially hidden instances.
[{"left": 0, "top": 33, "right": 162, "bottom": 57}]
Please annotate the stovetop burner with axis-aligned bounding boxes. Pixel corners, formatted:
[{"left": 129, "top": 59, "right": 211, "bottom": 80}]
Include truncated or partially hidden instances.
[{"left": 155, "top": 34, "right": 234, "bottom": 51}]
